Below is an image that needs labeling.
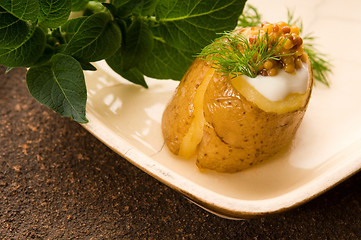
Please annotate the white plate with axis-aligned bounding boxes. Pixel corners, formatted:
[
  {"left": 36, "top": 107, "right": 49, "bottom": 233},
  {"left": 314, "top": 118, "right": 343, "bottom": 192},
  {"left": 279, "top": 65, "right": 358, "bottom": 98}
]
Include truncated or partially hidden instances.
[{"left": 82, "top": 0, "right": 361, "bottom": 218}]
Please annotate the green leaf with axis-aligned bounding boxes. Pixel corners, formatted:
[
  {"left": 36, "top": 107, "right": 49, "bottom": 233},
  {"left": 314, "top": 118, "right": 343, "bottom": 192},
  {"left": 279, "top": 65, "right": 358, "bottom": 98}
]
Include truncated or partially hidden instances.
[
  {"left": 63, "top": 12, "right": 122, "bottom": 62},
  {"left": 106, "top": 55, "right": 148, "bottom": 88},
  {"left": 102, "top": 3, "right": 117, "bottom": 16},
  {"left": 33, "top": 44, "right": 55, "bottom": 66},
  {"left": 83, "top": 1, "right": 107, "bottom": 16},
  {"left": 0, "top": 27, "right": 46, "bottom": 67},
  {"left": 121, "top": 18, "right": 153, "bottom": 71},
  {"left": 26, "top": 53, "right": 88, "bottom": 123},
  {"left": 112, "top": 0, "right": 158, "bottom": 17},
  {"left": 114, "top": 18, "right": 127, "bottom": 45},
  {"left": 113, "top": 0, "right": 139, "bottom": 17},
  {"left": 155, "top": 0, "right": 246, "bottom": 52},
  {"left": 0, "top": 7, "right": 31, "bottom": 48},
  {"left": 111, "top": 0, "right": 132, "bottom": 8},
  {"left": 80, "top": 61, "right": 97, "bottom": 71},
  {"left": 0, "top": 0, "right": 39, "bottom": 22},
  {"left": 38, "top": 0, "right": 71, "bottom": 28},
  {"left": 71, "top": 0, "right": 90, "bottom": 12},
  {"left": 61, "top": 16, "right": 88, "bottom": 34},
  {"left": 137, "top": 38, "right": 193, "bottom": 80},
  {"left": 137, "top": 0, "right": 158, "bottom": 16},
  {"left": 132, "top": 0, "right": 158, "bottom": 16}
]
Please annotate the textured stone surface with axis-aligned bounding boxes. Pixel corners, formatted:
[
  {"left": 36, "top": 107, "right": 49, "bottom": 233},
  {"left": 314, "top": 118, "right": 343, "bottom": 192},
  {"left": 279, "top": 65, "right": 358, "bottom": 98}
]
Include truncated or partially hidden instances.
[{"left": 1, "top": 66, "right": 361, "bottom": 239}]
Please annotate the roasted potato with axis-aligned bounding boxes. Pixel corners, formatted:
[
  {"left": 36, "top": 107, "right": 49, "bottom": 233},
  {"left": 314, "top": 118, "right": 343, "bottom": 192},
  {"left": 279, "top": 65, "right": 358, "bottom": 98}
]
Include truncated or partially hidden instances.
[{"left": 162, "top": 22, "right": 313, "bottom": 173}]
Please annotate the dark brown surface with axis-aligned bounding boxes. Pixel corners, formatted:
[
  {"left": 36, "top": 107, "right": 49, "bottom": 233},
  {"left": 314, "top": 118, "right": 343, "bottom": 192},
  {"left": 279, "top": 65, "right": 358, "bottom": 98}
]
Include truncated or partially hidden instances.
[{"left": 1, "top": 66, "right": 361, "bottom": 239}]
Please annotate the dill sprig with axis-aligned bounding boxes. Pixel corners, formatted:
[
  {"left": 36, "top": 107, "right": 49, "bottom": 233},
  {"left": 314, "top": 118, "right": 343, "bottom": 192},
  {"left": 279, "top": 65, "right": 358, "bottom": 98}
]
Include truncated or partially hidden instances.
[
  {"left": 302, "top": 40, "right": 331, "bottom": 86},
  {"left": 235, "top": 5, "right": 332, "bottom": 85},
  {"left": 237, "top": 4, "right": 262, "bottom": 28},
  {"left": 287, "top": 10, "right": 332, "bottom": 86},
  {"left": 199, "top": 31, "right": 290, "bottom": 78}
]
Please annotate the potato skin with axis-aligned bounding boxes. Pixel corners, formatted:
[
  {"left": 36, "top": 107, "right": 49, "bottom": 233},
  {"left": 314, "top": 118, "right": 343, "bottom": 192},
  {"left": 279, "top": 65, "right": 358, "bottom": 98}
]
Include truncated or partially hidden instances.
[
  {"left": 162, "top": 59, "right": 211, "bottom": 154},
  {"left": 196, "top": 66, "right": 312, "bottom": 172},
  {"left": 162, "top": 58, "right": 313, "bottom": 172}
]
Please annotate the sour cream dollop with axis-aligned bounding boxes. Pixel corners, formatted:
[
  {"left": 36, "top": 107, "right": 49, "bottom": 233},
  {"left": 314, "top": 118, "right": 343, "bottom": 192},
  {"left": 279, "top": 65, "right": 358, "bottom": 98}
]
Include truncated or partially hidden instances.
[{"left": 243, "top": 62, "right": 309, "bottom": 101}]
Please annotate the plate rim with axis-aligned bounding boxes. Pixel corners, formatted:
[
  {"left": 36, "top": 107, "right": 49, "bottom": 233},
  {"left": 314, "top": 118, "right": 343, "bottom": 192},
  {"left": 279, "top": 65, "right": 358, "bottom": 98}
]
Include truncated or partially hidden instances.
[{"left": 82, "top": 112, "right": 361, "bottom": 219}]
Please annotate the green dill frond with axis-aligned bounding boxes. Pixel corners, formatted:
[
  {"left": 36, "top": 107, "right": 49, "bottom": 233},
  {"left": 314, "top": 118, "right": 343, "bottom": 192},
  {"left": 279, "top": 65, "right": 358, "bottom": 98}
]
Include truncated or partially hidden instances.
[
  {"left": 199, "top": 31, "right": 290, "bottom": 78},
  {"left": 303, "top": 40, "right": 332, "bottom": 86},
  {"left": 238, "top": 4, "right": 262, "bottom": 28},
  {"left": 287, "top": 9, "right": 332, "bottom": 86},
  {"left": 236, "top": 7, "right": 332, "bottom": 86},
  {"left": 287, "top": 9, "right": 304, "bottom": 33}
]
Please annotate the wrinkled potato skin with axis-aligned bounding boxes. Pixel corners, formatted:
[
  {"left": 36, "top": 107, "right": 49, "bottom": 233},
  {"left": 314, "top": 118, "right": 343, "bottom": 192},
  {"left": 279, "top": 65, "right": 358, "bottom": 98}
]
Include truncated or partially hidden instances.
[
  {"left": 196, "top": 63, "right": 312, "bottom": 172},
  {"left": 162, "top": 58, "right": 313, "bottom": 172},
  {"left": 162, "top": 59, "right": 211, "bottom": 154}
]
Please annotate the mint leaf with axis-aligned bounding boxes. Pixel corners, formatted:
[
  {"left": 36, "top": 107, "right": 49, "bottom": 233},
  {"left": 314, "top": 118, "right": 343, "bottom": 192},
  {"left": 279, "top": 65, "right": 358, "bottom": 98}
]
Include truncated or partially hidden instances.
[
  {"left": 121, "top": 18, "right": 153, "bottom": 71},
  {"left": 38, "top": 0, "right": 71, "bottom": 28},
  {"left": 0, "top": 7, "right": 31, "bottom": 48},
  {"left": 155, "top": 0, "right": 246, "bottom": 52},
  {"left": 0, "top": 27, "right": 45, "bottom": 67},
  {"left": 106, "top": 55, "right": 148, "bottom": 88},
  {"left": 138, "top": 39, "right": 193, "bottom": 80},
  {"left": 63, "top": 12, "right": 122, "bottom": 62},
  {"left": 26, "top": 54, "right": 88, "bottom": 123},
  {"left": 0, "top": 0, "right": 39, "bottom": 22}
]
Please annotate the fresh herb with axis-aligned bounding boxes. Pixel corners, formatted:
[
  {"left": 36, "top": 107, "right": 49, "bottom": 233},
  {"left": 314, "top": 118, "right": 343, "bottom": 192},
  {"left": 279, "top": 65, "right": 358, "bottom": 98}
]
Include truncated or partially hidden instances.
[
  {"left": 199, "top": 31, "right": 290, "bottom": 78},
  {"left": 302, "top": 41, "right": 332, "bottom": 86},
  {"left": 237, "top": 4, "right": 262, "bottom": 28},
  {"left": 0, "top": 2, "right": 332, "bottom": 123},
  {"left": 235, "top": 5, "right": 332, "bottom": 85},
  {"left": 0, "top": 0, "right": 246, "bottom": 123},
  {"left": 287, "top": 10, "right": 332, "bottom": 86}
]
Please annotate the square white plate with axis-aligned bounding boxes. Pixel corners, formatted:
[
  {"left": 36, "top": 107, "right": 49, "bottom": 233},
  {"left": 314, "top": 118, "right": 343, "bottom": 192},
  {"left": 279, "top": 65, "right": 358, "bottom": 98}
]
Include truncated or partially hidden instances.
[{"left": 82, "top": 0, "right": 361, "bottom": 218}]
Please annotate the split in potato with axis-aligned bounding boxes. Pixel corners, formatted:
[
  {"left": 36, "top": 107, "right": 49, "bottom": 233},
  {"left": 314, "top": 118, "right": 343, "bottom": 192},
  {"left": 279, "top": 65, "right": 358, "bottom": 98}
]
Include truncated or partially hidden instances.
[{"left": 162, "top": 22, "right": 313, "bottom": 173}]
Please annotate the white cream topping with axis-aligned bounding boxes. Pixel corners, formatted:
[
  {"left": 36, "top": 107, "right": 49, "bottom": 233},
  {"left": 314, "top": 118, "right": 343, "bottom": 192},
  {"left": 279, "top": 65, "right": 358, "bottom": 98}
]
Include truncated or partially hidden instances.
[{"left": 243, "top": 62, "right": 309, "bottom": 101}]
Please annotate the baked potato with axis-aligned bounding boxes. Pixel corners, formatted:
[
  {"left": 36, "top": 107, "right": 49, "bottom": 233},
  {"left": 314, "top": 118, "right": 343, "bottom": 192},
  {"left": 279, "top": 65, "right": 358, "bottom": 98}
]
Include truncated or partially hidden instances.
[{"left": 162, "top": 22, "right": 313, "bottom": 173}]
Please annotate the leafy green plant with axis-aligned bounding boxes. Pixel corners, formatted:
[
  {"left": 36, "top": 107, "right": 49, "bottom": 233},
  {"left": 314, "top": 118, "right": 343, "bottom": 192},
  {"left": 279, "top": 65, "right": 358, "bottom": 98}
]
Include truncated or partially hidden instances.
[{"left": 0, "top": 0, "right": 246, "bottom": 123}]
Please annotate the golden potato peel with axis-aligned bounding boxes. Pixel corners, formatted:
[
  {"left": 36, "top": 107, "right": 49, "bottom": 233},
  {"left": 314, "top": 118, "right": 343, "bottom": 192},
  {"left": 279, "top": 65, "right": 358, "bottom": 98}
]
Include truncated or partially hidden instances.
[
  {"left": 162, "top": 40, "right": 313, "bottom": 173},
  {"left": 162, "top": 58, "right": 212, "bottom": 156},
  {"left": 197, "top": 57, "right": 313, "bottom": 172}
]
